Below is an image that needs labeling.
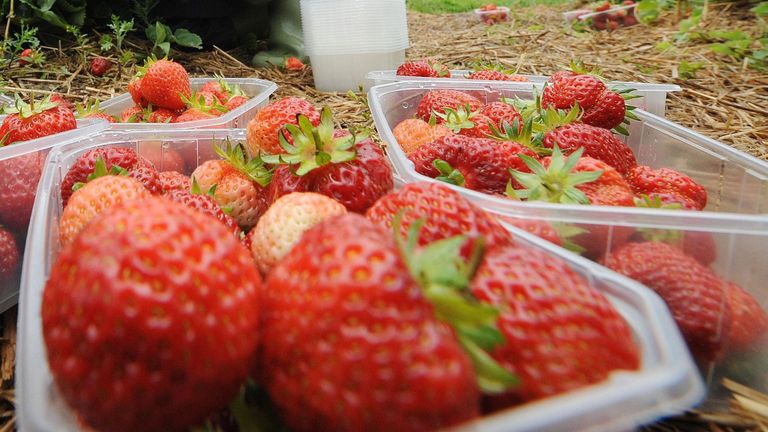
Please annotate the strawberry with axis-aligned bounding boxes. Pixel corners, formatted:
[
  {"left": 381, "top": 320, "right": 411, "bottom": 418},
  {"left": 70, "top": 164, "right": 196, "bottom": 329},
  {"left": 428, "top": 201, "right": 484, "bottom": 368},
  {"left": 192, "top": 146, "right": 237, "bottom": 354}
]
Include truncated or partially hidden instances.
[
  {"left": 366, "top": 181, "right": 513, "bottom": 252},
  {"left": 467, "top": 70, "right": 528, "bottom": 81},
  {"left": 175, "top": 92, "right": 227, "bottom": 123},
  {"left": 19, "top": 48, "right": 34, "bottom": 65},
  {"left": 127, "top": 78, "right": 149, "bottom": 107},
  {"left": 392, "top": 117, "right": 452, "bottom": 155},
  {"left": 174, "top": 107, "right": 218, "bottom": 123},
  {"left": 61, "top": 147, "right": 161, "bottom": 207},
  {"left": 726, "top": 282, "right": 768, "bottom": 353},
  {"left": 396, "top": 59, "right": 451, "bottom": 78},
  {"left": 138, "top": 142, "right": 186, "bottom": 173},
  {"left": 191, "top": 141, "right": 271, "bottom": 230},
  {"left": 43, "top": 197, "right": 261, "bottom": 432},
  {"left": 59, "top": 167, "right": 151, "bottom": 245},
  {"left": 200, "top": 77, "right": 234, "bottom": 102},
  {"left": 158, "top": 170, "right": 191, "bottom": 193},
  {"left": 0, "top": 226, "right": 19, "bottom": 282},
  {"left": 500, "top": 217, "right": 563, "bottom": 247},
  {"left": 145, "top": 106, "right": 180, "bottom": 123},
  {"left": 74, "top": 99, "right": 116, "bottom": 123},
  {"left": 225, "top": 95, "right": 248, "bottom": 111},
  {"left": 166, "top": 182, "right": 242, "bottom": 239},
  {"left": 543, "top": 74, "right": 606, "bottom": 112},
  {"left": 120, "top": 105, "right": 144, "bottom": 122},
  {"left": 261, "top": 213, "right": 482, "bottom": 431},
  {"left": 580, "top": 89, "right": 627, "bottom": 130},
  {"left": 416, "top": 90, "right": 483, "bottom": 123},
  {"left": 137, "top": 58, "right": 191, "bottom": 111},
  {"left": 89, "top": 57, "right": 112, "bottom": 77},
  {"left": 49, "top": 93, "right": 75, "bottom": 113},
  {"left": 0, "top": 96, "right": 77, "bottom": 144},
  {"left": 264, "top": 108, "right": 393, "bottom": 213},
  {"left": 603, "top": 241, "right": 733, "bottom": 361},
  {"left": 0, "top": 151, "right": 45, "bottom": 232},
  {"left": 473, "top": 243, "right": 640, "bottom": 406},
  {"left": 435, "top": 105, "right": 496, "bottom": 138},
  {"left": 542, "top": 119, "right": 637, "bottom": 175},
  {"left": 190, "top": 91, "right": 224, "bottom": 110},
  {"left": 409, "top": 134, "right": 536, "bottom": 195},
  {"left": 247, "top": 192, "right": 347, "bottom": 274},
  {"left": 246, "top": 97, "right": 320, "bottom": 156},
  {"left": 626, "top": 165, "right": 707, "bottom": 210},
  {"left": 284, "top": 56, "right": 306, "bottom": 71}
]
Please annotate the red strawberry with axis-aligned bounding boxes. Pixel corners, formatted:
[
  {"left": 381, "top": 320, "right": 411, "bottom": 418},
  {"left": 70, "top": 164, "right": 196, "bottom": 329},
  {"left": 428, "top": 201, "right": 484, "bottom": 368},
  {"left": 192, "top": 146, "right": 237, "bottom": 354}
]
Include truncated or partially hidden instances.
[
  {"left": 626, "top": 165, "right": 707, "bottom": 210},
  {"left": 199, "top": 78, "right": 233, "bottom": 102},
  {"left": 74, "top": 99, "right": 116, "bottom": 123},
  {"left": 548, "top": 70, "right": 577, "bottom": 83},
  {"left": 436, "top": 105, "right": 496, "bottom": 138},
  {"left": 481, "top": 101, "right": 523, "bottom": 130},
  {"left": 409, "top": 134, "right": 536, "bottom": 195},
  {"left": 542, "top": 122, "right": 637, "bottom": 175},
  {"left": 416, "top": 90, "right": 483, "bottom": 122},
  {"left": 467, "top": 70, "right": 528, "bottom": 81},
  {"left": 145, "top": 107, "right": 180, "bottom": 123},
  {"left": 0, "top": 226, "right": 20, "bottom": 282},
  {"left": 246, "top": 97, "right": 320, "bottom": 156},
  {"left": 166, "top": 186, "right": 242, "bottom": 239},
  {"left": 49, "top": 93, "right": 75, "bottom": 113},
  {"left": 366, "top": 181, "right": 514, "bottom": 252},
  {"left": 175, "top": 92, "right": 226, "bottom": 123},
  {"left": 120, "top": 105, "right": 144, "bottom": 122},
  {"left": 0, "top": 151, "right": 45, "bottom": 232},
  {"left": 500, "top": 217, "right": 563, "bottom": 247},
  {"left": 89, "top": 57, "right": 112, "bottom": 77},
  {"left": 138, "top": 58, "right": 191, "bottom": 111},
  {"left": 265, "top": 108, "right": 393, "bottom": 213},
  {"left": 261, "top": 213, "right": 480, "bottom": 432},
  {"left": 128, "top": 78, "right": 149, "bottom": 108},
  {"left": 138, "top": 142, "right": 185, "bottom": 173},
  {"left": 224, "top": 95, "right": 248, "bottom": 111},
  {"left": 158, "top": 170, "right": 191, "bottom": 193},
  {"left": 581, "top": 89, "right": 627, "bottom": 130},
  {"left": 595, "top": 2, "right": 611, "bottom": 11},
  {"left": 59, "top": 174, "right": 151, "bottom": 245},
  {"left": 19, "top": 48, "right": 34, "bottom": 65},
  {"left": 396, "top": 59, "right": 451, "bottom": 78},
  {"left": 603, "top": 241, "right": 732, "bottom": 361},
  {"left": 284, "top": 56, "right": 306, "bottom": 71},
  {"left": 542, "top": 74, "right": 606, "bottom": 111},
  {"left": 191, "top": 141, "right": 271, "bottom": 230},
  {"left": 43, "top": 197, "right": 261, "bottom": 432},
  {"left": 0, "top": 96, "right": 77, "bottom": 144},
  {"left": 247, "top": 192, "right": 347, "bottom": 274},
  {"left": 726, "top": 282, "right": 768, "bottom": 353},
  {"left": 174, "top": 107, "right": 218, "bottom": 123},
  {"left": 473, "top": 243, "right": 640, "bottom": 406},
  {"left": 392, "top": 118, "right": 452, "bottom": 155},
  {"left": 61, "top": 147, "right": 161, "bottom": 207}
]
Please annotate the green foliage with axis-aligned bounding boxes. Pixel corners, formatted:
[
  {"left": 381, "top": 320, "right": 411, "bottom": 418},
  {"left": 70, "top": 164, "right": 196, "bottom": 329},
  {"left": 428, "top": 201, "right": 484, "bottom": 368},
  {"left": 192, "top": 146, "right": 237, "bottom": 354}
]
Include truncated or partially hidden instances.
[
  {"left": 406, "top": 0, "right": 569, "bottom": 13},
  {"left": 14, "top": 0, "right": 87, "bottom": 29},
  {"left": 752, "top": 1, "right": 768, "bottom": 17},
  {"left": 1, "top": 23, "right": 40, "bottom": 65},
  {"left": 145, "top": 21, "right": 202, "bottom": 57},
  {"left": 677, "top": 60, "right": 703, "bottom": 79}
]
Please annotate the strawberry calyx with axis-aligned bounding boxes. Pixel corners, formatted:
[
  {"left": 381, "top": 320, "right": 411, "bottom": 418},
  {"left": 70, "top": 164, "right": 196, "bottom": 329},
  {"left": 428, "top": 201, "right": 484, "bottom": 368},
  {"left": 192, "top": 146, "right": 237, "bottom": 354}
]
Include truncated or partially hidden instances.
[
  {"left": 566, "top": 59, "right": 604, "bottom": 80},
  {"left": 5, "top": 95, "right": 59, "bottom": 119},
  {"left": 468, "top": 61, "right": 516, "bottom": 75},
  {"left": 0, "top": 132, "right": 9, "bottom": 147},
  {"left": 427, "top": 59, "right": 451, "bottom": 77},
  {"left": 214, "top": 139, "right": 273, "bottom": 187},
  {"left": 533, "top": 103, "right": 581, "bottom": 135},
  {"left": 190, "top": 176, "right": 217, "bottom": 197},
  {"left": 262, "top": 106, "right": 360, "bottom": 176},
  {"left": 508, "top": 145, "right": 603, "bottom": 204},
  {"left": 74, "top": 99, "right": 109, "bottom": 119},
  {"left": 633, "top": 194, "right": 687, "bottom": 243},
  {"left": 72, "top": 157, "right": 128, "bottom": 192},
  {"left": 488, "top": 117, "right": 551, "bottom": 156},
  {"left": 633, "top": 193, "right": 684, "bottom": 210},
  {"left": 393, "top": 214, "right": 519, "bottom": 393},
  {"left": 182, "top": 92, "right": 228, "bottom": 115},
  {"left": 608, "top": 88, "right": 641, "bottom": 136},
  {"left": 433, "top": 159, "right": 466, "bottom": 187},
  {"left": 434, "top": 104, "right": 479, "bottom": 133},
  {"left": 550, "top": 222, "right": 589, "bottom": 254}
]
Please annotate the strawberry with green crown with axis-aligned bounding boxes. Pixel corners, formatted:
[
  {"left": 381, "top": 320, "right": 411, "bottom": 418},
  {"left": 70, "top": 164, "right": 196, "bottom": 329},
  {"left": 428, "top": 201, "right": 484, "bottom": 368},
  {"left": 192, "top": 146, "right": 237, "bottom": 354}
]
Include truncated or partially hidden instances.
[
  {"left": 135, "top": 57, "right": 192, "bottom": 111},
  {"left": 246, "top": 97, "right": 320, "bottom": 156},
  {"left": 416, "top": 89, "right": 483, "bottom": 123},
  {"left": 392, "top": 115, "right": 452, "bottom": 156},
  {"left": 396, "top": 58, "right": 451, "bottom": 78},
  {"left": 74, "top": 99, "right": 116, "bottom": 123},
  {"left": 264, "top": 107, "right": 393, "bottom": 213},
  {"left": 1, "top": 95, "right": 77, "bottom": 144}
]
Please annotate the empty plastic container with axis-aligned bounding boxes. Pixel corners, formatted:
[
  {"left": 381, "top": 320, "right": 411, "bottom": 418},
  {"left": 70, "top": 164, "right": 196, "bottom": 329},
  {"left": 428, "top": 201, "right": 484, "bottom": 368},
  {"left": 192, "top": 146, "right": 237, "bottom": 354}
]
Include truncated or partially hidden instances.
[
  {"left": 366, "top": 70, "right": 681, "bottom": 117},
  {"left": 301, "top": 0, "right": 409, "bottom": 92},
  {"left": 0, "top": 117, "right": 109, "bottom": 314},
  {"left": 368, "top": 80, "right": 768, "bottom": 404},
  {"left": 98, "top": 77, "right": 277, "bottom": 130},
  {"left": 18, "top": 127, "right": 703, "bottom": 430}
]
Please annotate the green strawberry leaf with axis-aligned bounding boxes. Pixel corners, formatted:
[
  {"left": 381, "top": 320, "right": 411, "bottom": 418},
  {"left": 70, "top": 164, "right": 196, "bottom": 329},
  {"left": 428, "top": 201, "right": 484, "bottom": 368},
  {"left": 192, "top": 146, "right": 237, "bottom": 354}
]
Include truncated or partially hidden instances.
[{"left": 433, "top": 159, "right": 466, "bottom": 187}]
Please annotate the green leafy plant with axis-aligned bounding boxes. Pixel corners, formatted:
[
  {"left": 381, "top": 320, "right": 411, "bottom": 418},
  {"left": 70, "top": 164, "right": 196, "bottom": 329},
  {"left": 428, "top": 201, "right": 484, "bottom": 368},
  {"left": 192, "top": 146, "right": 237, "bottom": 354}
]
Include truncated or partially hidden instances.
[
  {"left": 15, "top": 0, "right": 86, "bottom": 30},
  {"left": 677, "top": 60, "right": 703, "bottom": 79},
  {"left": 145, "top": 21, "right": 202, "bottom": 57},
  {"left": 1, "top": 24, "right": 40, "bottom": 66},
  {"left": 707, "top": 29, "right": 768, "bottom": 70},
  {"left": 99, "top": 14, "right": 135, "bottom": 65}
]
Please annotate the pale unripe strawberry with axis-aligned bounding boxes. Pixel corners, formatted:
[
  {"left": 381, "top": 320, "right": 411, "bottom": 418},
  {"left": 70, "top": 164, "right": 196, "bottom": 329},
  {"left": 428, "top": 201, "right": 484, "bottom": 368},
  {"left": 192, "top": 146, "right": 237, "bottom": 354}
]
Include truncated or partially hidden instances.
[{"left": 248, "top": 192, "right": 346, "bottom": 274}]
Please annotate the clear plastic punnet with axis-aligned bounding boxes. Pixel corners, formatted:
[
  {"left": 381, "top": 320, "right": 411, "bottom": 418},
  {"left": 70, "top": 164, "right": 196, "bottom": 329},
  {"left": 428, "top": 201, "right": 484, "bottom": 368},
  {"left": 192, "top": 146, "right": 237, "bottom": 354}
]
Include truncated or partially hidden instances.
[
  {"left": 99, "top": 77, "right": 277, "bottom": 130},
  {"left": 368, "top": 80, "right": 768, "bottom": 404},
  {"left": 0, "top": 93, "right": 12, "bottom": 107},
  {"left": 0, "top": 117, "right": 109, "bottom": 313},
  {"left": 18, "top": 128, "right": 702, "bottom": 432},
  {"left": 366, "top": 70, "right": 681, "bottom": 117}
]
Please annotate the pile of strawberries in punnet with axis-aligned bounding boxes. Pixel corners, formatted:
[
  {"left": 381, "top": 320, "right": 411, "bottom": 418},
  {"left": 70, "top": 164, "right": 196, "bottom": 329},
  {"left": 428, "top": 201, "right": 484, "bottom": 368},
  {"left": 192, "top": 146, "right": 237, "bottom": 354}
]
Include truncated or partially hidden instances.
[
  {"left": 391, "top": 60, "right": 768, "bottom": 365},
  {"left": 588, "top": 1, "right": 638, "bottom": 30},
  {"left": 40, "top": 91, "right": 656, "bottom": 431},
  {"left": 476, "top": 4, "right": 509, "bottom": 25}
]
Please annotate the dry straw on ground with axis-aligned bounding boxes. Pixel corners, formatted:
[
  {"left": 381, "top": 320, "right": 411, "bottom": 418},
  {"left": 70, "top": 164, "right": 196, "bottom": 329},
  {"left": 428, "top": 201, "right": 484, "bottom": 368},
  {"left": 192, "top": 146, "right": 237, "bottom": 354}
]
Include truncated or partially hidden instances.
[{"left": 0, "top": 5, "right": 766, "bottom": 431}]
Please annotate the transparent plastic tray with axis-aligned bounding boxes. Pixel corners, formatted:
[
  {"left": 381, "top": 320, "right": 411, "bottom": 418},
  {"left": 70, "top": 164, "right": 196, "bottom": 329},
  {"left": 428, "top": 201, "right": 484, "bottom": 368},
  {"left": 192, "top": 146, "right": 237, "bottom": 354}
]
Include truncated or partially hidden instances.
[
  {"left": 369, "top": 80, "right": 768, "bottom": 403},
  {"left": 0, "top": 117, "right": 109, "bottom": 313},
  {"left": 17, "top": 128, "right": 702, "bottom": 431},
  {"left": 99, "top": 77, "right": 278, "bottom": 130},
  {"left": 366, "top": 70, "right": 681, "bottom": 117},
  {"left": 0, "top": 93, "right": 12, "bottom": 107}
]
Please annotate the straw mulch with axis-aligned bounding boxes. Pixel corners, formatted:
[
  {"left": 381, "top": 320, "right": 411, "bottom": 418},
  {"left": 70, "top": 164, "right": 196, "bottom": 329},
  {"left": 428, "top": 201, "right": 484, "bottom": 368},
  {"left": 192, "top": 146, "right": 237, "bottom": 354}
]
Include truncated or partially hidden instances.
[{"left": 1, "top": 4, "right": 767, "bottom": 431}]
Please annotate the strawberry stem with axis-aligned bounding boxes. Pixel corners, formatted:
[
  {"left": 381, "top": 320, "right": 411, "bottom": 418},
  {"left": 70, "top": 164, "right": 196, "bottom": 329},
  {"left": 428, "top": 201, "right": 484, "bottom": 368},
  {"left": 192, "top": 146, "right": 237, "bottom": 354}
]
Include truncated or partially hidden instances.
[{"left": 433, "top": 159, "right": 465, "bottom": 187}]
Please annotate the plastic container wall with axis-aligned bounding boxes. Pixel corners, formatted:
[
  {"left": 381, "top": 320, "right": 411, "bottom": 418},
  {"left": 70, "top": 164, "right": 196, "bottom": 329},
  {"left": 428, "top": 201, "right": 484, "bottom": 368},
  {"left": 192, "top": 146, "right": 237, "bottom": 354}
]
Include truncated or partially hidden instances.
[
  {"left": 0, "top": 117, "right": 108, "bottom": 313},
  {"left": 368, "top": 80, "right": 768, "bottom": 404},
  {"left": 99, "top": 77, "right": 277, "bottom": 130},
  {"left": 365, "top": 70, "right": 681, "bottom": 117},
  {"left": 18, "top": 128, "right": 702, "bottom": 432}
]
